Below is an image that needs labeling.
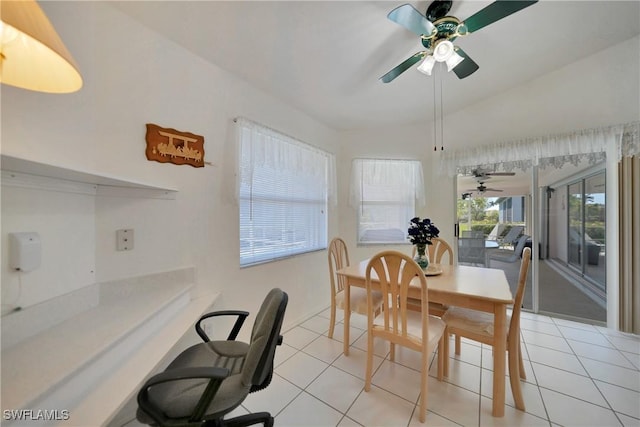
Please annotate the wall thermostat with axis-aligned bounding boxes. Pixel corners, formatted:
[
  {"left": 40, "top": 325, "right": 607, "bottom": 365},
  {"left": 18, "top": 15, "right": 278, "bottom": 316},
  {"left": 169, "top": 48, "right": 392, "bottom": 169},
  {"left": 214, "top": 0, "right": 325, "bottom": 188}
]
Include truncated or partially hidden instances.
[{"left": 9, "top": 232, "right": 41, "bottom": 272}]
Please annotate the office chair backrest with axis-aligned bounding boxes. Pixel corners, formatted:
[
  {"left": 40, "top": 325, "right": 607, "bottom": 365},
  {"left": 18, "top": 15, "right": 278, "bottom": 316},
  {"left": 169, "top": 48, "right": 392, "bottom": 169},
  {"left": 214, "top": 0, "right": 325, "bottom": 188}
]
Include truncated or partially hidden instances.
[{"left": 244, "top": 288, "right": 288, "bottom": 390}]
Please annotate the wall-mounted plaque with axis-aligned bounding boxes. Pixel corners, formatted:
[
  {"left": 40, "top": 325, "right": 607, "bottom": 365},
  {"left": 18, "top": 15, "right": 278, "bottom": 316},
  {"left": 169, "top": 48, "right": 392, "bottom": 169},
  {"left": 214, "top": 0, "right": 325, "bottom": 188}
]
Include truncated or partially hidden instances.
[{"left": 145, "top": 123, "right": 205, "bottom": 168}]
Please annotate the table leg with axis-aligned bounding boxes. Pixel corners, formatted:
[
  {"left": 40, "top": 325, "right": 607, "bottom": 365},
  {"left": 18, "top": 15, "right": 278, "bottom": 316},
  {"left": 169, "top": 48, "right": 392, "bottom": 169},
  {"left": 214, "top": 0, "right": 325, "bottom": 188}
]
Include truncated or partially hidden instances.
[
  {"left": 492, "top": 304, "right": 507, "bottom": 417},
  {"left": 343, "top": 283, "right": 351, "bottom": 356}
]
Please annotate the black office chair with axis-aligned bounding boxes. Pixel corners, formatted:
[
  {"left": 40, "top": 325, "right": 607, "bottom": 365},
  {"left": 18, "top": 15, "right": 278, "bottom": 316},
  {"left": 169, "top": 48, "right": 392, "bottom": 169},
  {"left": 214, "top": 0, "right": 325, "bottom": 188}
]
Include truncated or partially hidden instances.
[{"left": 136, "top": 288, "right": 288, "bottom": 427}]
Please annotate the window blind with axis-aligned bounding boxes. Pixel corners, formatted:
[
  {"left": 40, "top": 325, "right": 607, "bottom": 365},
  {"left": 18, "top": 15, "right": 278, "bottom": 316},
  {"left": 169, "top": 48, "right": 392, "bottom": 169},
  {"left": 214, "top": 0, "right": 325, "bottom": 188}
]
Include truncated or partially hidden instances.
[
  {"left": 237, "top": 118, "right": 331, "bottom": 266},
  {"left": 350, "top": 159, "right": 425, "bottom": 244}
]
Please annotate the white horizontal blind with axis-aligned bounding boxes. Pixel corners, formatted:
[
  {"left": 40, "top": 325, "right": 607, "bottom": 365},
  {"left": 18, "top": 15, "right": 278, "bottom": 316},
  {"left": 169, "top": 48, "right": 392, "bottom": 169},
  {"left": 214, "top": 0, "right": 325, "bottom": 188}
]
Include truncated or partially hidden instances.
[
  {"left": 237, "top": 119, "right": 330, "bottom": 266},
  {"left": 350, "top": 159, "right": 424, "bottom": 244}
]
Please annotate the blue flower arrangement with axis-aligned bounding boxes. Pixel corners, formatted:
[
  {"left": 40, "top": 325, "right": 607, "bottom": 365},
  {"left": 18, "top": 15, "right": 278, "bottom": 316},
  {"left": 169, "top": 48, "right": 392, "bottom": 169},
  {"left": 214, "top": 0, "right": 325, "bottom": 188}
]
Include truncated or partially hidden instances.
[{"left": 407, "top": 217, "right": 440, "bottom": 246}]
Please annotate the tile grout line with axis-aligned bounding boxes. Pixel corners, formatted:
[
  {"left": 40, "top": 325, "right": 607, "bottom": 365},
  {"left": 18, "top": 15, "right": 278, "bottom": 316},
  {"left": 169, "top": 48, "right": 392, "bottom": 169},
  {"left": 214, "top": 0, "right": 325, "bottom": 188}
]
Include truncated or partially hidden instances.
[{"left": 550, "top": 323, "right": 626, "bottom": 420}]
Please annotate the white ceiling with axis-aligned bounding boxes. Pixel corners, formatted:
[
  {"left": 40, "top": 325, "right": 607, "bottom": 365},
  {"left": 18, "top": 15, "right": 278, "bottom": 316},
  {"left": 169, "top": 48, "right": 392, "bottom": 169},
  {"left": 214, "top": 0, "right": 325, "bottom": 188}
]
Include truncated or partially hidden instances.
[
  {"left": 112, "top": 0, "right": 640, "bottom": 131},
  {"left": 110, "top": 1, "right": 638, "bottom": 197}
]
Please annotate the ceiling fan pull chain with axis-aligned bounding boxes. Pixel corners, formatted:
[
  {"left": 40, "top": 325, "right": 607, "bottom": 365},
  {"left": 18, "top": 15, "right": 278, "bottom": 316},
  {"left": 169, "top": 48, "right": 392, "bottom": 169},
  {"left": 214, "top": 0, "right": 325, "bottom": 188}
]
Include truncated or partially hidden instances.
[
  {"left": 433, "top": 70, "right": 437, "bottom": 152},
  {"left": 440, "top": 71, "right": 444, "bottom": 151}
]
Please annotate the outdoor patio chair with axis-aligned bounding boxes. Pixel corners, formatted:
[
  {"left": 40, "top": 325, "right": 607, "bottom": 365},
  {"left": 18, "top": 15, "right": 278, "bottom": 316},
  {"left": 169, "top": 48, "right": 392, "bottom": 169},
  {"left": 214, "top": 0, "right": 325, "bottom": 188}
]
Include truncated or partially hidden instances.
[
  {"left": 487, "top": 234, "right": 530, "bottom": 268},
  {"left": 498, "top": 225, "right": 524, "bottom": 249},
  {"left": 486, "top": 223, "right": 506, "bottom": 242},
  {"left": 458, "top": 236, "right": 486, "bottom": 266}
]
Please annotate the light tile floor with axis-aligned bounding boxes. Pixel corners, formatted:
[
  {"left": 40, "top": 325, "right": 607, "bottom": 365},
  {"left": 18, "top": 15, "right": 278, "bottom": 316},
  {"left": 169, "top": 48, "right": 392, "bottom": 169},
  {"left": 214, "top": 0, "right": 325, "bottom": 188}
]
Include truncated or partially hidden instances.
[
  {"left": 126, "top": 309, "right": 640, "bottom": 427},
  {"left": 240, "top": 309, "right": 640, "bottom": 427}
]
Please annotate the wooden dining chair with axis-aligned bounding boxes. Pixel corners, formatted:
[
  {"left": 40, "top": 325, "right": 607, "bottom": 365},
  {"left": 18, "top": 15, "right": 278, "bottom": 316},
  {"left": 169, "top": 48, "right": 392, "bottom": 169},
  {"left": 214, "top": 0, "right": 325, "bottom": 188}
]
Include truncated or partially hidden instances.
[
  {"left": 327, "top": 237, "right": 383, "bottom": 339},
  {"left": 364, "top": 251, "right": 446, "bottom": 423},
  {"left": 411, "top": 237, "right": 454, "bottom": 266},
  {"left": 410, "top": 237, "right": 453, "bottom": 316},
  {"left": 441, "top": 246, "right": 531, "bottom": 411}
]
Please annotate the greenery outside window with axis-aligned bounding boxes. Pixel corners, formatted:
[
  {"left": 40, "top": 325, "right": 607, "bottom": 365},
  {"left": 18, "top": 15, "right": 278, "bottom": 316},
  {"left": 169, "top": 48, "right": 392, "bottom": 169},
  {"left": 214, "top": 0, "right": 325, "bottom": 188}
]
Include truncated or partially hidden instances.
[
  {"left": 237, "top": 118, "right": 334, "bottom": 266},
  {"left": 350, "top": 159, "right": 424, "bottom": 244}
]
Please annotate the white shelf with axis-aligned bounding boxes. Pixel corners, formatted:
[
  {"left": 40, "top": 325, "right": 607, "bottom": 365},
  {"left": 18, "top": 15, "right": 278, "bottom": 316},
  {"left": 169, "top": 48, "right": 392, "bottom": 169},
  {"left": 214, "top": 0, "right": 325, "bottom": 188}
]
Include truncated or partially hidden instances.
[
  {"left": 1, "top": 267, "right": 219, "bottom": 427},
  {"left": 1, "top": 155, "right": 177, "bottom": 199}
]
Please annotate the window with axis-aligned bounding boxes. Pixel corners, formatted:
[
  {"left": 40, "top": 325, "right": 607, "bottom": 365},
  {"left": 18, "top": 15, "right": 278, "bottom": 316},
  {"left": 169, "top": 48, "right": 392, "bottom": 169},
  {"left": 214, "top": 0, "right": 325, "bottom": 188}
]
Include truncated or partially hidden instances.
[
  {"left": 237, "top": 118, "right": 333, "bottom": 266},
  {"left": 350, "top": 159, "right": 425, "bottom": 244}
]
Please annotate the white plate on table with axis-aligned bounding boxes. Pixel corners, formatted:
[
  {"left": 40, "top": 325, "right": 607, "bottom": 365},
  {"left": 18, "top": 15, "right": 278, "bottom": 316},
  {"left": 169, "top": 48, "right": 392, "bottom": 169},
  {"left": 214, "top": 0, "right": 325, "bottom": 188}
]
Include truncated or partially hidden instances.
[{"left": 424, "top": 264, "right": 443, "bottom": 276}]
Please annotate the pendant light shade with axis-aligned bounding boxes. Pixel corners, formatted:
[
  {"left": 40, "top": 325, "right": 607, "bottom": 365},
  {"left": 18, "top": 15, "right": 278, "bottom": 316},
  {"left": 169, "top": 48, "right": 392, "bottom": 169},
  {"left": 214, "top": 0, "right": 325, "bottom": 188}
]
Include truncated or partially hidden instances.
[
  {"left": 417, "top": 39, "right": 465, "bottom": 77},
  {"left": 445, "top": 50, "right": 464, "bottom": 72},
  {"left": 417, "top": 55, "right": 436, "bottom": 76},
  {"left": 0, "top": 0, "right": 82, "bottom": 93}
]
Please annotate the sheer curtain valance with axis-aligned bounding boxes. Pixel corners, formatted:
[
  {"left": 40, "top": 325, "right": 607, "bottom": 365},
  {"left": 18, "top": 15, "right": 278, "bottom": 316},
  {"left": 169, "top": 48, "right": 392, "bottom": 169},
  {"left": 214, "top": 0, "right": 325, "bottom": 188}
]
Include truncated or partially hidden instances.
[
  {"left": 349, "top": 159, "right": 425, "bottom": 207},
  {"left": 235, "top": 117, "right": 337, "bottom": 205},
  {"left": 439, "top": 121, "right": 640, "bottom": 177}
]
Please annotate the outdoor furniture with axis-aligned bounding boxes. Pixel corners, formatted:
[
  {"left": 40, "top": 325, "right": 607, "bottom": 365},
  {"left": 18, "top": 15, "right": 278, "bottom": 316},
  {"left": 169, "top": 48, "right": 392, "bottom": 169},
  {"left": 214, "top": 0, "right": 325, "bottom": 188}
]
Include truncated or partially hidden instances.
[
  {"left": 458, "top": 236, "right": 486, "bottom": 266},
  {"left": 486, "top": 223, "right": 506, "bottom": 242},
  {"left": 487, "top": 235, "right": 530, "bottom": 267},
  {"left": 498, "top": 225, "right": 524, "bottom": 248},
  {"left": 462, "top": 230, "right": 484, "bottom": 238},
  {"left": 569, "top": 228, "right": 602, "bottom": 265}
]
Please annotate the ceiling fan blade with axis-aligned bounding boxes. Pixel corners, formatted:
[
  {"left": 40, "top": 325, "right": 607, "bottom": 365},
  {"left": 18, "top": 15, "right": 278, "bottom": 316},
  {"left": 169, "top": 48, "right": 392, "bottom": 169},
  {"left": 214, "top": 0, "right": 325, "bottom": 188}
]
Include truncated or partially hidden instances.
[
  {"left": 380, "top": 52, "right": 425, "bottom": 83},
  {"left": 487, "top": 172, "right": 516, "bottom": 176},
  {"left": 387, "top": 4, "right": 436, "bottom": 37},
  {"left": 463, "top": 1, "right": 537, "bottom": 34},
  {"left": 484, "top": 188, "right": 504, "bottom": 192},
  {"left": 452, "top": 47, "right": 479, "bottom": 79}
]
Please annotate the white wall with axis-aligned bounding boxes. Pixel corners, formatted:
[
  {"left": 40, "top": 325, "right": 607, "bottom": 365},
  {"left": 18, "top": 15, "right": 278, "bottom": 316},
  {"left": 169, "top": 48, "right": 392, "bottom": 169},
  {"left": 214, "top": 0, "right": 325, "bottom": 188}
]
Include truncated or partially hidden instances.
[
  {"left": 1, "top": 188, "right": 96, "bottom": 309},
  {"left": 442, "top": 35, "right": 640, "bottom": 150},
  {"left": 1, "top": 2, "right": 339, "bottom": 334},
  {"left": 336, "top": 123, "right": 456, "bottom": 262},
  {"left": 2, "top": 2, "right": 638, "bottom": 336},
  {"left": 335, "top": 36, "right": 639, "bottom": 330}
]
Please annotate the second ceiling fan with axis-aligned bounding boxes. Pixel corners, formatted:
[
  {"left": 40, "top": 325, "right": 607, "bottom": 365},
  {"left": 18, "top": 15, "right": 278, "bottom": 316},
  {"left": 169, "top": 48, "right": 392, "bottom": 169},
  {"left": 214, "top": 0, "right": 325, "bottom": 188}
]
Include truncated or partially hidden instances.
[
  {"left": 465, "top": 181, "right": 504, "bottom": 195},
  {"left": 380, "top": 0, "right": 538, "bottom": 83}
]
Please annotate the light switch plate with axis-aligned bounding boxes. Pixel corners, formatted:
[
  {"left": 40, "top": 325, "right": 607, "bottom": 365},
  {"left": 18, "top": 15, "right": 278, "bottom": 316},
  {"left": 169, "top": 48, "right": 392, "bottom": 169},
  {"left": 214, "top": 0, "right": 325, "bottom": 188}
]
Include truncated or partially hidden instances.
[{"left": 116, "top": 229, "right": 134, "bottom": 251}]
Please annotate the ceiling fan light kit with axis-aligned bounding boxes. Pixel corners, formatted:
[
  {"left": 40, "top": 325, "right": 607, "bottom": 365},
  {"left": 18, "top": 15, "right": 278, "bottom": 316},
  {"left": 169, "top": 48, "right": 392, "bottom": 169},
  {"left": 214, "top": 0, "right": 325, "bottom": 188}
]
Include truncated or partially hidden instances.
[
  {"left": 417, "top": 54, "right": 435, "bottom": 75},
  {"left": 381, "top": 1, "right": 538, "bottom": 83}
]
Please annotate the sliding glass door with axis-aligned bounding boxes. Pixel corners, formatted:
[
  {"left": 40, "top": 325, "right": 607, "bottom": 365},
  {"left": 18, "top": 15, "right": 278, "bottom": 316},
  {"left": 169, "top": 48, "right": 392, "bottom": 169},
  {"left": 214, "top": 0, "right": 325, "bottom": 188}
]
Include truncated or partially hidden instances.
[
  {"left": 566, "top": 173, "right": 606, "bottom": 290},
  {"left": 583, "top": 173, "right": 606, "bottom": 290},
  {"left": 568, "top": 182, "right": 583, "bottom": 270}
]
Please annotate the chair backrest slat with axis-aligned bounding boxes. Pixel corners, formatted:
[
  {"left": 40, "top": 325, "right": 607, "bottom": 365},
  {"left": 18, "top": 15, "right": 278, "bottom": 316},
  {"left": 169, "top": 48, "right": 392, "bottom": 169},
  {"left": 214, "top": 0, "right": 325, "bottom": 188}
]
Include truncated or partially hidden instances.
[
  {"left": 411, "top": 237, "right": 454, "bottom": 265},
  {"left": 366, "top": 251, "right": 429, "bottom": 344},
  {"left": 328, "top": 238, "right": 349, "bottom": 295}
]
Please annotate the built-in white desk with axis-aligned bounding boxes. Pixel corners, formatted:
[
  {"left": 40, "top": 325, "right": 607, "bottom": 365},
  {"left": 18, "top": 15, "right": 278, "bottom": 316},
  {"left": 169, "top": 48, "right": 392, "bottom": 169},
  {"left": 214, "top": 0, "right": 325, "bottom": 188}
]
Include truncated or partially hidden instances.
[{"left": 1, "top": 269, "right": 219, "bottom": 426}]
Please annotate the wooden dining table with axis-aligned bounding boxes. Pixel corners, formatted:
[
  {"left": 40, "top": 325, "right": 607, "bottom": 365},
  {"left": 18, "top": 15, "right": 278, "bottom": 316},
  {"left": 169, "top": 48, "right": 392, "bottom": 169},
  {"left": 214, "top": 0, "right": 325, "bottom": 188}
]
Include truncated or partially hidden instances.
[{"left": 337, "top": 261, "right": 514, "bottom": 417}]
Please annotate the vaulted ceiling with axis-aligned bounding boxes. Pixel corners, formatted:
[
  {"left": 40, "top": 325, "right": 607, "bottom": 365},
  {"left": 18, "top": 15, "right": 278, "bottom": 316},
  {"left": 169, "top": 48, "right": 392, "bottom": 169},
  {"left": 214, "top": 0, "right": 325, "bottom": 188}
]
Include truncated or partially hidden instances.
[{"left": 112, "top": 1, "right": 640, "bottom": 131}]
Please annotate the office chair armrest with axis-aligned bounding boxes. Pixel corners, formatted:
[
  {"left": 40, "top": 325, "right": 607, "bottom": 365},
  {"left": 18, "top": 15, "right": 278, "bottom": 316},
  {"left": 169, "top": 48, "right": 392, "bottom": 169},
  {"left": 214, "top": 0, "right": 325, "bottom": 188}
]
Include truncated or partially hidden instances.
[
  {"left": 138, "top": 366, "right": 231, "bottom": 426},
  {"left": 195, "top": 310, "right": 250, "bottom": 342}
]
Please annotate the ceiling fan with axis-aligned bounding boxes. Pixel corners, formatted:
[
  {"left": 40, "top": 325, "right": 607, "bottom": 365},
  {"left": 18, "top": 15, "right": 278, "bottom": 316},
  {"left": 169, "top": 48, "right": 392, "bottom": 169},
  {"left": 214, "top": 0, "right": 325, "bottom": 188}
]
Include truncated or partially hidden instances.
[
  {"left": 471, "top": 168, "right": 516, "bottom": 181},
  {"left": 380, "top": 0, "right": 538, "bottom": 83},
  {"left": 465, "top": 182, "right": 504, "bottom": 195}
]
